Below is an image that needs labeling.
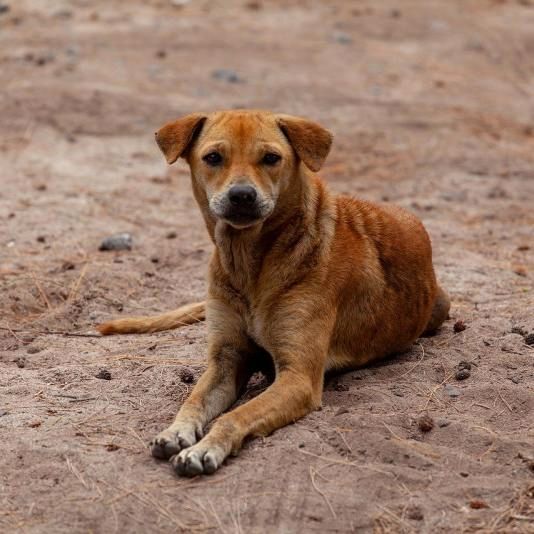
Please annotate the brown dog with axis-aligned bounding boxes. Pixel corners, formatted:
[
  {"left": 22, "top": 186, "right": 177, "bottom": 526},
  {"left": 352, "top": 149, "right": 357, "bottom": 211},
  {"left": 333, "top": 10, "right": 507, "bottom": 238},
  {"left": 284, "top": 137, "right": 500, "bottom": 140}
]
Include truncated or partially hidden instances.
[{"left": 98, "top": 110, "right": 450, "bottom": 477}]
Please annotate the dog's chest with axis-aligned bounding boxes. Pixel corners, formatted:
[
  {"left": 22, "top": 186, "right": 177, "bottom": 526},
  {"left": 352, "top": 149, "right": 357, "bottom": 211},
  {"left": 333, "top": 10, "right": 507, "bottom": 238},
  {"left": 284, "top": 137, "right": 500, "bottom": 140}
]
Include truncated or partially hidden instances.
[{"left": 244, "top": 307, "right": 268, "bottom": 348}]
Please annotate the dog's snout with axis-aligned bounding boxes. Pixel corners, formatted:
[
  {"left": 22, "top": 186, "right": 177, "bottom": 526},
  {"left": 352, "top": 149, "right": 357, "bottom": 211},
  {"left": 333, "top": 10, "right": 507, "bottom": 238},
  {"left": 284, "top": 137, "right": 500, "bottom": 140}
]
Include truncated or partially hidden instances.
[{"left": 228, "top": 185, "right": 257, "bottom": 207}]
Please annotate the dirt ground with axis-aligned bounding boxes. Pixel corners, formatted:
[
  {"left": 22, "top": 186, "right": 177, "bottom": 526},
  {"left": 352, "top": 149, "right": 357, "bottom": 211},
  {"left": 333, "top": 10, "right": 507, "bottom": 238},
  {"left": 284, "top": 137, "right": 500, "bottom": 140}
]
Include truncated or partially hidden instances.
[{"left": 1, "top": 0, "right": 533, "bottom": 532}]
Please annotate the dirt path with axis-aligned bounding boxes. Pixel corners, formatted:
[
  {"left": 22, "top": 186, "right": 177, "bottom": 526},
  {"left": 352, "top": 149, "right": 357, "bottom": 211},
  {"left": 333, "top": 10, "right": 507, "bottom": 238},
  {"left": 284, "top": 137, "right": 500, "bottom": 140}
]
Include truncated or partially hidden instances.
[{"left": 1, "top": 1, "right": 533, "bottom": 532}]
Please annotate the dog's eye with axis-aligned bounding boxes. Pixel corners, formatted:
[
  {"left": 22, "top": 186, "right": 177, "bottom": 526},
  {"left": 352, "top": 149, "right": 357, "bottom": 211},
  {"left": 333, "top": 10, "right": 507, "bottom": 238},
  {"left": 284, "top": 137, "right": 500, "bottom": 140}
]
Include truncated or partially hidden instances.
[
  {"left": 262, "top": 153, "right": 281, "bottom": 166},
  {"left": 203, "top": 152, "right": 223, "bottom": 166}
]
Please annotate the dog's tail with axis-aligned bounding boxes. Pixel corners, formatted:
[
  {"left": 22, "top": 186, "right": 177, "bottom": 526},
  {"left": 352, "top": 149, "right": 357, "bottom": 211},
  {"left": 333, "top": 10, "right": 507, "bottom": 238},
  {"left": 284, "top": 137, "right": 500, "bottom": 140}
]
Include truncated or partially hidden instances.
[{"left": 96, "top": 301, "right": 206, "bottom": 335}]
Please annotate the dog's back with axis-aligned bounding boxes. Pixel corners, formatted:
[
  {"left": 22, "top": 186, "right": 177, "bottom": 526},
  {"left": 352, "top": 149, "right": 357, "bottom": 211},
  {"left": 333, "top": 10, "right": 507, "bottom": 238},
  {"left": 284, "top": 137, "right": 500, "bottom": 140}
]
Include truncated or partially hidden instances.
[{"left": 325, "top": 195, "right": 447, "bottom": 370}]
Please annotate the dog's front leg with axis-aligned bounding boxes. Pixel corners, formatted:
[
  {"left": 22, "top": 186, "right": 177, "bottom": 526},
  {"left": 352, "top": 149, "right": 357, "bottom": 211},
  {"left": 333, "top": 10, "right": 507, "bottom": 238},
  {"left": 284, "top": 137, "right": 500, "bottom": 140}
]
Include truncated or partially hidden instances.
[
  {"left": 172, "top": 348, "right": 326, "bottom": 476},
  {"left": 150, "top": 335, "right": 254, "bottom": 459}
]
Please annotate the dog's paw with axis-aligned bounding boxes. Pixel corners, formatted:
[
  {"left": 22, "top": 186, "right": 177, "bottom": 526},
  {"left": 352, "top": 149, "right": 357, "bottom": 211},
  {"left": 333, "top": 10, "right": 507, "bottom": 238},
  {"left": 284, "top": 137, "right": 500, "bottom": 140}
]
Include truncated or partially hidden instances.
[
  {"left": 171, "top": 443, "right": 226, "bottom": 477},
  {"left": 150, "top": 423, "right": 201, "bottom": 460}
]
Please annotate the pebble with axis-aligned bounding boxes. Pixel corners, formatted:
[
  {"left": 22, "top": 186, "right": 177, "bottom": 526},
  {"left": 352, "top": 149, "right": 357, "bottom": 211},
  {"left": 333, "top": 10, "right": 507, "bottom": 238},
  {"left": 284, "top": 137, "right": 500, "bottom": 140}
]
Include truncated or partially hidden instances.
[
  {"left": 511, "top": 326, "right": 527, "bottom": 336},
  {"left": 524, "top": 333, "right": 534, "bottom": 346},
  {"left": 166, "top": 231, "right": 177, "bottom": 239},
  {"left": 179, "top": 368, "right": 195, "bottom": 384},
  {"left": 332, "top": 31, "right": 352, "bottom": 44},
  {"left": 406, "top": 505, "right": 424, "bottom": 521},
  {"left": 211, "top": 69, "right": 244, "bottom": 83},
  {"left": 458, "top": 361, "right": 472, "bottom": 371},
  {"left": 444, "top": 384, "right": 460, "bottom": 398},
  {"left": 95, "top": 368, "right": 112, "bottom": 380},
  {"left": 27, "top": 346, "right": 42, "bottom": 354},
  {"left": 15, "top": 357, "right": 26, "bottom": 368},
  {"left": 453, "top": 320, "right": 466, "bottom": 333},
  {"left": 418, "top": 414, "right": 434, "bottom": 432},
  {"left": 99, "top": 233, "right": 132, "bottom": 251},
  {"left": 0, "top": 4, "right": 10, "bottom": 15},
  {"left": 455, "top": 368, "right": 470, "bottom": 381},
  {"left": 0, "top": 410, "right": 8, "bottom": 417},
  {"left": 469, "top": 499, "right": 488, "bottom": 509},
  {"left": 437, "top": 419, "right": 450, "bottom": 428}
]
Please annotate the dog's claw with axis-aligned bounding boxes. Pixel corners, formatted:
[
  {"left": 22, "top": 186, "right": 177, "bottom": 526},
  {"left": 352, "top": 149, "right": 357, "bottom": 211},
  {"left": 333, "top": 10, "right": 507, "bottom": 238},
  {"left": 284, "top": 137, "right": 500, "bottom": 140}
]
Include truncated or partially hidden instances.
[
  {"left": 150, "top": 426, "right": 197, "bottom": 460},
  {"left": 171, "top": 445, "right": 225, "bottom": 477}
]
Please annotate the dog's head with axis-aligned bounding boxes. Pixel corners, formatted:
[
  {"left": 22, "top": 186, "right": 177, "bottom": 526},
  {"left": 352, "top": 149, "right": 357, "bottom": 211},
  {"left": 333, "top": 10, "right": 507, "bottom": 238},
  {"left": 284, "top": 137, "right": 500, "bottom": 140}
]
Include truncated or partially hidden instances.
[{"left": 155, "top": 110, "right": 332, "bottom": 229}]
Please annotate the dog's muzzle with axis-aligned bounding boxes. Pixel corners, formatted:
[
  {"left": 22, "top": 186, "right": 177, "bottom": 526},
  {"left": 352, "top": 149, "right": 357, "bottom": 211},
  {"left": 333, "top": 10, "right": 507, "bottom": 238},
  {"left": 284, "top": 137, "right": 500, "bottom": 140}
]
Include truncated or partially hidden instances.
[{"left": 210, "top": 184, "right": 273, "bottom": 227}]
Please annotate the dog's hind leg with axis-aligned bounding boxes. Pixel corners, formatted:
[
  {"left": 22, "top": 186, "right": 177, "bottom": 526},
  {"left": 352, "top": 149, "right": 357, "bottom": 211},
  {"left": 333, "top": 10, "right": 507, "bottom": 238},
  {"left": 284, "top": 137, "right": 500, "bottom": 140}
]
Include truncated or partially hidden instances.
[
  {"left": 423, "top": 286, "right": 450, "bottom": 335},
  {"left": 96, "top": 301, "right": 205, "bottom": 335}
]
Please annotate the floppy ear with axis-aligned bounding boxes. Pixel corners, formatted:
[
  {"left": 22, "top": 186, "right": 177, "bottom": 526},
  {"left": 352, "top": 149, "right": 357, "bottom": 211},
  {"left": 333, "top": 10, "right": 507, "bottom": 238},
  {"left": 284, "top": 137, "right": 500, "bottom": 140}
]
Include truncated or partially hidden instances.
[
  {"left": 155, "top": 113, "right": 207, "bottom": 164},
  {"left": 276, "top": 115, "right": 333, "bottom": 172}
]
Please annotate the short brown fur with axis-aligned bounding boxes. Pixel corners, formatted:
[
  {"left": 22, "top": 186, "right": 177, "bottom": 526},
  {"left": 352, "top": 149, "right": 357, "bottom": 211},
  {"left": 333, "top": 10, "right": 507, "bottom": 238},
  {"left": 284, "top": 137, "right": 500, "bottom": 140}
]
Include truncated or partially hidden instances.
[{"left": 97, "top": 110, "right": 450, "bottom": 476}]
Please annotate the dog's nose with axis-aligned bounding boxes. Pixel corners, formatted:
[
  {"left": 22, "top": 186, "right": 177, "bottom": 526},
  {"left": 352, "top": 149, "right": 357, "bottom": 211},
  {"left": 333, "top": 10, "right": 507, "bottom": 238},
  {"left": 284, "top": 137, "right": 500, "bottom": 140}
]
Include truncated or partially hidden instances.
[{"left": 228, "top": 185, "right": 257, "bottom": 207}]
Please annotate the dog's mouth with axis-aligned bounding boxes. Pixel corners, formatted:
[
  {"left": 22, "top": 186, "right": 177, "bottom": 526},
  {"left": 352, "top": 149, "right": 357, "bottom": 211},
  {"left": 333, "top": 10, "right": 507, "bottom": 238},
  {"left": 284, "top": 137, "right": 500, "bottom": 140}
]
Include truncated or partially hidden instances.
[
  {"left": 209, "top": 195, "right": 275, "bottom": 229},
  {"left": 221, "top": 208, "right": 264, "bottom": 229}
]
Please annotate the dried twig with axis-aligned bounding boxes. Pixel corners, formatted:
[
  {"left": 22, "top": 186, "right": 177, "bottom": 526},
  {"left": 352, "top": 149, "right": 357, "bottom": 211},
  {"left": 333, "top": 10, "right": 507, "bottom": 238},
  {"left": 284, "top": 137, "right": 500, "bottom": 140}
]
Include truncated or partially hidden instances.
[
  {"left": 309, "top": 466, "right": 337, "bottom": 519},
  {"left": 398, "top": 342, "right": 425, "bottom": 378}
]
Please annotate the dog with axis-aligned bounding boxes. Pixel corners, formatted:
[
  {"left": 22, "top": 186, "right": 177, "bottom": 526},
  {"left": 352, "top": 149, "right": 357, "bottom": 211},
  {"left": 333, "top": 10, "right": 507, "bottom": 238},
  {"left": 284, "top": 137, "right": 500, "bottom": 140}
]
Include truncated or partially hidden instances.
[{"left": 98, "top": 110, "right": 450, "bottom": 477}]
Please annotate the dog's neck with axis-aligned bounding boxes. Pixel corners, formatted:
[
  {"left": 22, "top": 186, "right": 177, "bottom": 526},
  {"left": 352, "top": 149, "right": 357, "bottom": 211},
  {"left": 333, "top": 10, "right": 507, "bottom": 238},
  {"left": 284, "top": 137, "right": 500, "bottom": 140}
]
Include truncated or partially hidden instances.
[{"left": 191, "top": 167, "right": 330, "bottom": 294}]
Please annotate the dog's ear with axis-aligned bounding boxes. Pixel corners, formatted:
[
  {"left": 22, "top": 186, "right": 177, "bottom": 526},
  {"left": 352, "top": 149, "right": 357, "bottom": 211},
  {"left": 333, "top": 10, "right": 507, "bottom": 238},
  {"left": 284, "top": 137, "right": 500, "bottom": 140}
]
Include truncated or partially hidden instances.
[
  {"left": 155, "top": 113, "right": 207, "bottom": 164},
  {"left": 276, "top": 115, "right": 333, "bottom": 172}
]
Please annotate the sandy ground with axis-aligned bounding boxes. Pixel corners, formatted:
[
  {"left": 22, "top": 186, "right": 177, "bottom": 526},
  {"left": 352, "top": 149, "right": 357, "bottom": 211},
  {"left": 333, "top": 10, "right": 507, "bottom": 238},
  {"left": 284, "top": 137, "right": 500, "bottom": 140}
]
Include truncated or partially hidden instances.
[{"left": 1, "top": 1, "right": 534, "bottom": 532}]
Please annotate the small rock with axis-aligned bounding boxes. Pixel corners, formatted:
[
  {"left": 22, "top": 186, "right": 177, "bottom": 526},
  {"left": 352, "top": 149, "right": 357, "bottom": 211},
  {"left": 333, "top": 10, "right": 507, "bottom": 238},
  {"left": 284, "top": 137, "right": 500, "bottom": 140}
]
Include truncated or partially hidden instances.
[
  {"left": 0, "top": 4, "right": 10, "bottom": 15},
  {"left": 469, "top": 499, "right": 488, "bottom": 509},
  {"left": 15, "top": 356, "right": 26, "bottom": 368},
  {"left": 61, "top": 261, "right": 75, "bottom": 271},
  {"left": 455, "top": 368, "right": 470, "bottom": 381},
  {"left": 166, "top": 231, "right": 177, "bottom": 239},
  {"left": 27, "top": 346, "right": 42, "bottom": 354},
  {"left": 510, "top": 376, "right": 520, "bottom": 384},
  {"left": 333, "top": 383, "right": 349, "bottom": 392},
  {"left": 444, "top": 384, "right": 460, "bottom": 398},
  {"left": 458, "top": 361, "right": 472, "bottom": 371},
  {"left": 335, "top": 407, "right": 349, "bottom": 416},
  {"left": 95, "top": 368, "right": 112, "bottom": 380},
  {"left": 35, "top": 53, "right": 55, "bottom": 66},
  {"left": 437, "top": 419, "right": 450, "bottom": 428},
  {"left": 0, "top": 410, "right": 8, "bottom": 417},
  {"left": 106, "top": 443, "right": 119, "bottom": 451},
  {"left": 332, "top": 31, "right": 352, "bottom": 44},
  {"left": 36, "top": 235, "right": 46, "bottom": 243},
  {"left": 211, "top": 69, "right": 244, "bottom": 83},
  {"left": 99, "top": 233, "right": 132, "bottom": 251},
  {"left": 453, "top": 320, "right": 466, "bottom": 333},
  {"left": 155, "top": 49, "right": 167, "bottom": 59},
  {"left": 29, "top": 420, "right": 42, "bottom": 428},
  {"left": 150, "top": 256, "right": 159, "bottom": 264},
  {"left": 405, "top": 505, "right": 424, "bottom": 521},
  {"left": 511, "top": 326, "right": 527, "bottom": 336},
  {"left": 517, "top": 245, "right": 530, "bottom": 251},
  {"left": 460, "top": 472, "right": 469, "bottom": 477},
  {"left": 418, "top": 414, "right": 434, "bottom": 432},
  {"left": 298, "top": 442, "right": 306, "bottom": 448},
  {"left": 55, "top": 9, "right": 73, "bottom": 19},
  {"left": 179, "top": 368, "right": 195, "bottom": 384},
  {"left": 245, "top": 1, "right": 262, "bottom": 9},
  {"left": 524, "top": 333, "right": 534, "bottom": 346},
  {"left": 513, "top": 265, "right": 527, "bottom": 277}
]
